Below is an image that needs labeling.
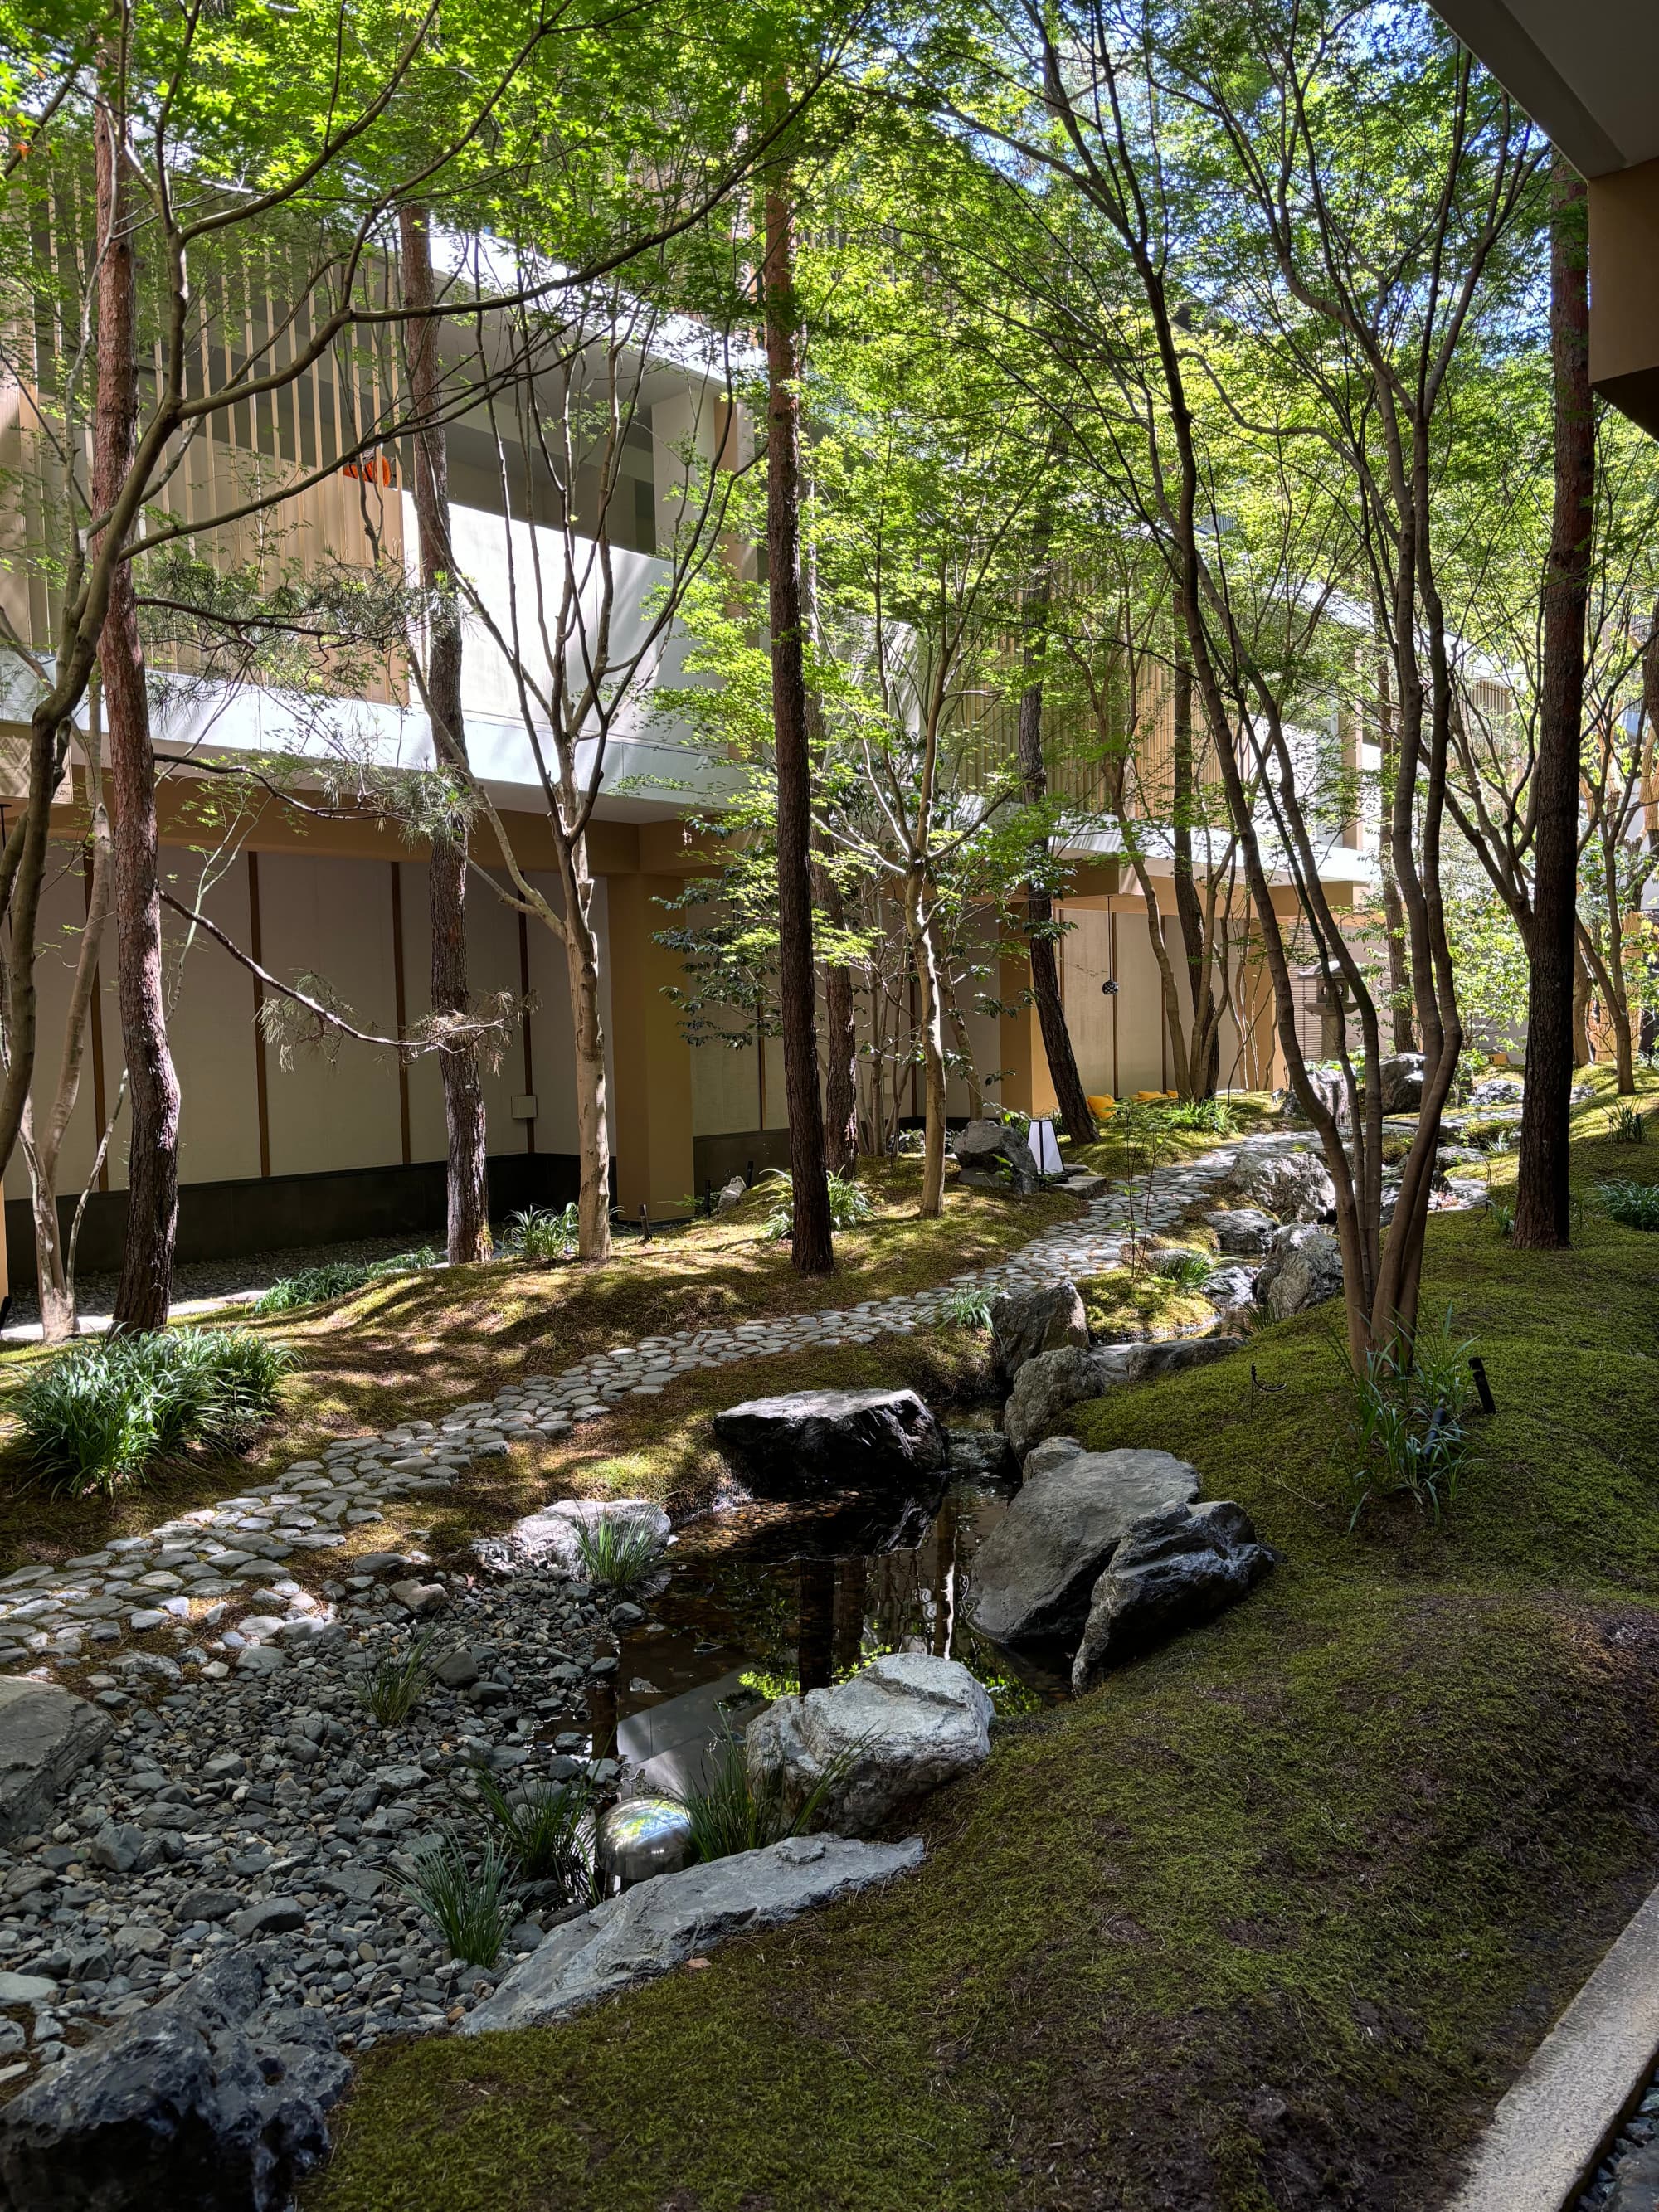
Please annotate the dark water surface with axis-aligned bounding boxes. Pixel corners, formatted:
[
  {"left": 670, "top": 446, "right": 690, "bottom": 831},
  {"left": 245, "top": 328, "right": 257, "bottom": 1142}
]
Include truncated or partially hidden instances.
[{"left": 595, "top": 1459, "right": 1069, "bottom": 1793}]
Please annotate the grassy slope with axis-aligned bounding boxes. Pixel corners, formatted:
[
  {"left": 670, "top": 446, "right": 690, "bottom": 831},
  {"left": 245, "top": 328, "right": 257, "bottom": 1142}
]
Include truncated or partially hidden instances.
[{"left": 311, "top": 1082, "right": 1659, "bottom": 2212}]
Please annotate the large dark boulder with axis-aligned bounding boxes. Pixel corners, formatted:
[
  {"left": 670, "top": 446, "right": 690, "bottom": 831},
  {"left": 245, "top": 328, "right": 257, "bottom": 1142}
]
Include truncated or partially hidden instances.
[
  {"left": 1070, "top": 1500, "right": 1276, "bottom": 1691},
  {"left": 712, "top": 1388, "right": 946, "bottom": 1495},
  {"left": 952, "top": 1119, "right": 1039, "bottom": 1192},
  {"left": 1254, "top": 1224, "right": 1343, "bottom": 1321},
  {"left": 1377, "top": 1053, "right": 1425, "bottom": 1113},
  {"left": 1003, "top": 1337, "right": 1243, "bottom": 1460},
  {"left": 966, "top": 1442, "right": 1201, "bottom": 1646},
  {"left": 0, "top": 1956, "right": 348, "bottom": 2212},
  {"left": 989, "top": 1281, "right": 1088, "bottom": 1385}
]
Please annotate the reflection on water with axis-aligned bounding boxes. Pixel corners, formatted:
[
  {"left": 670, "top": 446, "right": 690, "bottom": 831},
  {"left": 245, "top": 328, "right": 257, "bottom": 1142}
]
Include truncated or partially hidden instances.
[{"left": 612, "top": 1474, "right": 1068, "bottom": 1793}]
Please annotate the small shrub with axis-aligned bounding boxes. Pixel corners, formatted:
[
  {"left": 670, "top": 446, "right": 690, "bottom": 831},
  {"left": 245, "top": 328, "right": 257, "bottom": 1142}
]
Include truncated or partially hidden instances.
[
  {"left": 1334, "top": 1310, "right": 1477, "bottom": 1529},
  {"left": 1160, "top": 1096, "right": 1236, "bottom": 1135},
  {"left": 1611, "top": 1104, "right": 1648, "bottom": 1145},
  {"left": 1489, "top": 1200, "right": 1515, "bottom": 1238},
  {"left": 476, "top": 1771, "right": 596, "bottom": 1903},
  {"left": 398, "top": 1830, "right": 513, "bottom": 1966},
  {"left": 363, "top": 1245, "right": 442, "bottom": 1280},
  {"left": 1158, "top": 1249, "right": 1214, "bottom": 1291},
  {"left": 253, "top": 1261, "right": 370, "bottom": 1313},
  {"left": 17, "top": 1327, "right": 293, "bottom": 1494},
  {"left": 572, "top": 1516, "right": 664, "bottom": 1595},
  {"left": 1599, "top": 1179, "right": 1659, "bottom": 1232},
  {"left": 669, "top": 1725, "right": 864, "bottom": 1864},
  {"left": 757, "top": 1169, "right": 874, "bottom": 1242},
  {"left": 356, "top": 1631, "right": 435, "bottom": 1727},
  {"left": 504, "top": 1204, "right": 579, "bottom": 1263},
  {"left": 939, "top": 1284, "right": 995, "bottom": 1330}
]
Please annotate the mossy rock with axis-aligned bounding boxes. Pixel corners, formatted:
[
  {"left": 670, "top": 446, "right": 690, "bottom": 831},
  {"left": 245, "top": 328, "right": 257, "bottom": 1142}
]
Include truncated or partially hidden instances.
[{"left": 1075, "top": 1267, "right": 1216, "bottom": 1343}]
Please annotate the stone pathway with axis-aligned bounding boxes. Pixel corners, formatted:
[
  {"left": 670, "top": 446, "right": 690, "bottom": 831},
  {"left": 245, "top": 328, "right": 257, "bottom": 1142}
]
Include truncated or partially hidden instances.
[{"left": 0, "top": 1123, "right": 1480, "bottom": 2098}]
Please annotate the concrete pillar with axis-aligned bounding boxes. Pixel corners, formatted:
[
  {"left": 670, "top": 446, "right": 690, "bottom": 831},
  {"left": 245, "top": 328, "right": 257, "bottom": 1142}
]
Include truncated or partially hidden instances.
[{"left": 607, "top": 875, "right": 694, "bottom": 1223}]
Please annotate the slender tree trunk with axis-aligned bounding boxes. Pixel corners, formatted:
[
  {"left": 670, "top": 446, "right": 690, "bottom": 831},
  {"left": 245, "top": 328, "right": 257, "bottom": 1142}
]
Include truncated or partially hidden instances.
[
  {"left": 399, "top": 205, "right": 489, "bottom": 1264},
  {"left": 1573, "top": 937, "right": 1593, "bottom": 1064},
  {"left": 904, "top": 874, "right": 949, "bottom": 1217},
  {"left": 764, "top": 174, "right": 831, "bottom": 1271},
  {"left": 1374, "top": 630, "right": 1415, "bottom": 1053},
  {"left": 943, "top": 978, "right": 983, "bottom": 1119},
  {"left": 1515, "top": 165, "right": 1593, "bottom": 1247},
  {"left": 1170, "top": 652, "right": 1219, "bottom": 1095},
  {"left": 812, "top": 847, "right": 859, "bottom": 1174},
  {"left": 22, "top": 751, "right": 113, "bottom": 1342},
  {"left": 1016, "top": 669, "right": 1095, "bottom": 1141},
  {"left": 556, "top": 839, "right": 612, "bottom": 1261},
  {"left": 96, "top": 81, "right": 178, "bottom": 1333}
]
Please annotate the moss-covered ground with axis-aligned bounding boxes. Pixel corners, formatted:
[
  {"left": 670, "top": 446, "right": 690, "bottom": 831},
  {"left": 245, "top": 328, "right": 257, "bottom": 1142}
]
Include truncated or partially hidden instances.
[{"left": 309, "top": 1079, "right": 1659, "bottom": 2212}]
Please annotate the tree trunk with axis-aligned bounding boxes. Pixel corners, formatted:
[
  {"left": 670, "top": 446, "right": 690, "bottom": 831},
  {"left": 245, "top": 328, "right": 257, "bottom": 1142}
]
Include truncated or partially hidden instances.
[
  {"left": 1573, "top": 937, "right": 1593, "bottom": 1063},
  {"left": 557, "top": 841, "right": 613, "bottom": 1261},
  {"left": 812, "top": 848, "right": 859, "bottom": 1174},
  {"left": 96, "top": 85, "right": 178, "bottom": 1334},
  {"left": 1170, "top": 652, "right": 1219, "bottom": 1095},
  {"left": 1515, "top": 164, "right": 1593, "bottom": 1247},
  {"left": 399, "top": 205, "right": 489, "bottom": 1264},
  {"left": 22, "top": 750, "right": 112, "bottom": 1343},
  {"left": 904, "top": 874, "right": 949, "bottom": 1217},
  {"left": 1016, "top": 669, "right": 1095, "bottom": 1141},
  {"left": 1374, "top": 630, "right": 1415, "bottom": 1053},
  {"left": 764, "top": 176, "right": 832, "bottom": 1272}
]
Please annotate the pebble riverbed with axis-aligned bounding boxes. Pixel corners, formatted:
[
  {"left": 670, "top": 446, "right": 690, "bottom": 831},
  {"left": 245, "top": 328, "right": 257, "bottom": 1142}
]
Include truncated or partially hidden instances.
[{"left": 0, "top": 1125, "right": 1488, "bottom": 2091}]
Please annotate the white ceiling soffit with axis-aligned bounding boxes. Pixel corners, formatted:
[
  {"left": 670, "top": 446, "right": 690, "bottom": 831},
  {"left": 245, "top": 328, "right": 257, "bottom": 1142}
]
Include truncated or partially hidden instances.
[{"left": 1430, "top": 0, "right": 1659, "bottom": 176}]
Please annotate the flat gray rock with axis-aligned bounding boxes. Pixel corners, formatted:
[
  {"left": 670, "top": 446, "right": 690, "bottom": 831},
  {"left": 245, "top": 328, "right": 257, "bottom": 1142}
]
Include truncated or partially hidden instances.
[
  {"left": 0, "top": 1678, "right": 111, "bottom": 1845},
  {"left": 966, "top": 1447, "right": 1202, "bottom": 1645},
  {"left": 465, "top": 1831, "right": 925, "bottom": 2034},
  {"left": 1206, "top": 1208, "right": 1277, "bottom": 1256},
  {"left": 746, "top": 1654, "right": 992, "bottom": 1835}
]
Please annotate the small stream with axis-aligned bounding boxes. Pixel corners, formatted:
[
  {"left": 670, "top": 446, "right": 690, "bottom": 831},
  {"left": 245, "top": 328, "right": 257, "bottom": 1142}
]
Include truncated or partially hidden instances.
[{"left": 586, "top": 1417, "right": 1068, "bottom": 1793}]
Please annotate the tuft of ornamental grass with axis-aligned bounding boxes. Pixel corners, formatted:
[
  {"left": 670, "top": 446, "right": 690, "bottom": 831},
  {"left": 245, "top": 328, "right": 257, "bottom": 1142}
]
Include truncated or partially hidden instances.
[
  {"left": 1610, "top": 1103, "right": 1649, "bottom": 1145},
  {"left": 1598, "top": 1178, "right": 1659, "bottom": 1232},
  {"left": 758, "top": 1169, "right": 875, "bottom": 1243},
  {"left": 17, "top": 1327, "right": 294, "bottom": 1495},
  {"left": 397, "top": 1830, "right": 513, "bottom": 1966},
  {"left": 476, "top": 1770, "right": 596, "bottom": 1903},
  {"left": 669, "top": 1725, "right": 866, "bottom": 1864},
  {"left": 572, "top": 1516, "right": 664, "bottom": 1595},
  {"left": 503, "top": 1205, "right": 579, "bottom": 1264},
  {"left": 253, "top": 1261, "right": 371, "bottom": 1313},
  {"left": 939, "top": 1284, "right": 995, "bottom": 1330},
  {"left": 357, "top": 1631, "right": 436, "bottom": 1728}
]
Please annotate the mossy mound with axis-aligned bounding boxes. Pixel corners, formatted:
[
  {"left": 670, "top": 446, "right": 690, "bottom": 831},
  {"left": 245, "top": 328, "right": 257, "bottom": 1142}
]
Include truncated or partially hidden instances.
[{"left": 1076, "top": 1266, "right": 1218, "bottom": 1343}]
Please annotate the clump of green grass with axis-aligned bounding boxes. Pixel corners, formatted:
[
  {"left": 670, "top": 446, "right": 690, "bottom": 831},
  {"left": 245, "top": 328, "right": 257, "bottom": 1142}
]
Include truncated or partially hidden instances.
[
  {"left": 17, "top": 1327, "right": 294, "bottom": 1495},
  {"left": 476, "top": 1771, "right": 596, "bottom": 1903},
  {"left": 939, "top": 1284, "right": 994, "bottom": 1330},
  {"left": 758, "top": 1169, "right": 875, "bottom": 1242},
  {"left": 572, "top": 1516, "right": 664, "bottom": 1595},
  {"left": 1151, "top": 1247, "right": 1214, "bottom": 1291},
  {"left": 669, "top": 1725, "right": 863, "bottom": 1864},
  {"left": 1598, "top": 1179, "right": 1659, "bottom": 1231},
  {"left": 1611, "top": 1104, "right": 1648, "bottom": 1145},
  {"left": 357, "top": 1631, "right": 436, "bottom": 1727},
  {"left": 1333, "top": 1309, "right": 1477, "bottom": 1528},
  {"left": 503, "top": 1205, "right": 578, "bottom": 1263},
  {"left": 253, "top": 1248, "right": 439, "bottom": 1313},
  {"left": 398, "top": 1831, "right": 513, "bottom": 1966}
]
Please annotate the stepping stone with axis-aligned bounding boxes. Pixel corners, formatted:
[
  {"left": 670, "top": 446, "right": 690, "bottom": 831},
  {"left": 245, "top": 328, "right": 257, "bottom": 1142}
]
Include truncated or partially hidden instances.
[{"left": 0, "top": 1678, "right": 111, "bottom": 1844}]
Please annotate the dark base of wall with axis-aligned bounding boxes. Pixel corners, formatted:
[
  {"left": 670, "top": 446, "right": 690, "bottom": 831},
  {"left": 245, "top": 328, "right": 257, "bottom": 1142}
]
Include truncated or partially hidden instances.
[
  {"left": 690, "top": 1128, "right": 794, "bottom": 1197},
  {"left": 5, "top": 1153, "right": 590, "bottom": 1291}
]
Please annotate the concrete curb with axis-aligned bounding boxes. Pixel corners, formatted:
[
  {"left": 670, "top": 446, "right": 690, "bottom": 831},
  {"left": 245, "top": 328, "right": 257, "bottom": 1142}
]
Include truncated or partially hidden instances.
[{"left": 1447, "top": 1881, "right": 1659, "bottom": 2211}]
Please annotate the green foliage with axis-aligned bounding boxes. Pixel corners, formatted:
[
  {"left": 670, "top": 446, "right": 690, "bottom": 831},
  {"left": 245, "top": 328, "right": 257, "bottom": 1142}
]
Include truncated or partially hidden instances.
[
  {"left": 1159, "top": 1097, "right": 1237, "bottom": 1135},
  {"left": 1598, "top": 1179, "right": 1659, "bottom": 1231},
  {"left": 17, "top": 1328, "right": 294, "bottom": 1494},
  {"left": 669, "top": 1725, "right": 863, "bottom": 1864},
  {"left": 572, "top": 1517, "right": 663, "bottom": 1595},
  {"left": 1489, "top": 1200, "right": 1515, "bottom": 1239},
  {"left": 1333, "top": 1311, "right": 1477, "bottom": 1529},
  {"left": 357, "top": 1632, "right": 436, "bottom": 1728},
  {"left": 1611, "top": 1104, "right": 1648, "bottom": 1145},
  {"left": 757, "top": 1169, "right": 875, "bottom": 1243},
  {"left": 475, "top": 1772, "right": 596, "bottom": 1906},
  {"left": 253, "top": 1247, "right": 440, "bottom": 1313},
  {"left": 939, "top": 1284, "right": 995, "bottom": 1330},
  {"left": 1157, "top": 1249, "right": 1215, "bottom": 1291},
  {"left": 398, "top": 1831, "right": 513, "bottom": 1969},
  {"left": 504, "top": 1206, "right": 580, "bottom": 1264}
]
